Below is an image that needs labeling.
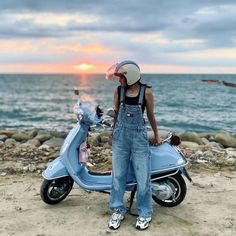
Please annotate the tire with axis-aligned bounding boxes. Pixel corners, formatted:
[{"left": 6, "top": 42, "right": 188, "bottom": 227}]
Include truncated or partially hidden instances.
[
  {"left": 40, "top": 176, "right": 74, "bottom": 205},
  {"left": 152, "top": 173, "right": 186, "bottom": 207}
]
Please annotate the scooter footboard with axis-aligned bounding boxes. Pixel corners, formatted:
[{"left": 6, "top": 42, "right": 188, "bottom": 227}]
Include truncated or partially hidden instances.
[{"left": 42, "top": 158, "right": 69, "bottom": 180}]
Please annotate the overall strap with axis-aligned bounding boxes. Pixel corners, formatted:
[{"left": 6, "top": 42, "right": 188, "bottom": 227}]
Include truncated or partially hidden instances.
[
  {"left": 138, "top": 85, "right": 145, "bottom": 105},
  {"left": 119, "top": 86, "right": 125, "bottom": 106}
]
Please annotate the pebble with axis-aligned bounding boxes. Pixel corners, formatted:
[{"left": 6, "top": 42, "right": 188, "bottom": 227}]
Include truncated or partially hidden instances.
[{"left": 14, "top": 206, "right": 22, "bottom": 211}]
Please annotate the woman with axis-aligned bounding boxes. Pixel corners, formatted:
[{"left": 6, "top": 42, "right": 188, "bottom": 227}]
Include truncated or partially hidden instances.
[{"left": 106, "top": 60, "right": 161, "bottom": 230}]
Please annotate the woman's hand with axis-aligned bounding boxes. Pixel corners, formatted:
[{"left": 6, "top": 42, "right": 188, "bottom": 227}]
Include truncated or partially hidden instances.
[
  {"left": 148, "top": 134, "right": 162, "bottom": 146},
  {"left": 155, "top": 135, "right": 162, "bottom": 145}
]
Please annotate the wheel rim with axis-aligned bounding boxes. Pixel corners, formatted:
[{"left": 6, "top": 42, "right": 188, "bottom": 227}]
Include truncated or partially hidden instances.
[
  {"left": 153, "top": 177, "right": 181, "bottom": 203},
  {"left": 47, "top": 178, "right": 72, "bottom": 201}
]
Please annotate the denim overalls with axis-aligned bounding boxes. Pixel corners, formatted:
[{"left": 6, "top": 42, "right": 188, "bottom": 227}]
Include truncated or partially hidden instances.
[{"left": 109, "top": 85, "right": 153, "bottom": 218}]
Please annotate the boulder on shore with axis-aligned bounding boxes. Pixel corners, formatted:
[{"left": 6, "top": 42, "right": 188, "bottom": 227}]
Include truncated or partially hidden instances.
[
  {"left": 180, "top": 141, "right": 199, "bottom": 149},
  {"left": 179, "top": 132, "right": 204, "bottom": 145},
  {"left": 34, "top": 132, "right": 51, "bottom": 143},
  {"left": 215, "top": 131, "right": 236, "bottom": 148},
  {"left": 11, "top": 132, "right": 30, "bottom": 142}
]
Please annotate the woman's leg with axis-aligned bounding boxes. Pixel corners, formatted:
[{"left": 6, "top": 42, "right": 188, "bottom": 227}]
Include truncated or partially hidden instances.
[
  {"left": 132, "top": 131, "right": 153, "bottom": 218},
  {"left": 109, "top": 130, "right": 130, "bottom": 215}
]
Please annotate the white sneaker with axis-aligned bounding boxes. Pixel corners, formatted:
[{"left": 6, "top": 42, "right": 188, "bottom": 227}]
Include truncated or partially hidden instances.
[
  {"left": 108, "top": 210, "right": 125, "bottom": 230},
  {"left": 136, "top": 217, "right": 152, "bottom": 230}
]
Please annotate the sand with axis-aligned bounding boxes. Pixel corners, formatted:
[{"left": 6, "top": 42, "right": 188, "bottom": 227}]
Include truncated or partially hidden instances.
[{"left": 0, "top": 170, "right": 235, "bottom": 236}]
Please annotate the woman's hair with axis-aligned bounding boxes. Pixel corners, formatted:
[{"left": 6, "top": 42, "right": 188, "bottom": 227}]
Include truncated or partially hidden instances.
[
  {"left": 124, "top": 78, "right": 152, "bottom": 90},
  {"left": 137, "top": 80, "right": 152, "bottom": 88}
]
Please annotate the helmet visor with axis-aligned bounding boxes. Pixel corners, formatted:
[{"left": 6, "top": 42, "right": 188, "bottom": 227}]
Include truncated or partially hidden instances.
[{"left": 105, "top": 63, "right": 119, "bottom": 81}]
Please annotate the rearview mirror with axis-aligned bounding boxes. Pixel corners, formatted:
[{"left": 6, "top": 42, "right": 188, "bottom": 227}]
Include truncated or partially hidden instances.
[{"left": 170, "top": 135, "right": 181, "bottom": 146}]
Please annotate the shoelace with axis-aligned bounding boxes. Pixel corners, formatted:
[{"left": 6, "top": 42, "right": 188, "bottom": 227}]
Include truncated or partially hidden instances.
[
  {"left": 137, "top": 217, "right": 148, "bottom": 223},
  {"left": 111, "top": 212, "right": 121, "bottom": 222}
]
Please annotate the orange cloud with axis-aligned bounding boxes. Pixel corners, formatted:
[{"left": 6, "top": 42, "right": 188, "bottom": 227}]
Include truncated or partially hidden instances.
[{"left": 47, "top": 42, "right": 108, "bottom": 54}]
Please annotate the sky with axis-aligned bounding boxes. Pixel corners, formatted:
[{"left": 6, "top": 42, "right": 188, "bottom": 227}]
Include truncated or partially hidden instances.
[{"left": 0, "top": 0, "right": 236, "bottom": 74}]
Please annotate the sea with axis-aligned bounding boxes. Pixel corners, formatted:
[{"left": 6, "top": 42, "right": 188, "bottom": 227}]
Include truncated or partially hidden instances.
[{"left": 0, "top": 74, "right": 235, "bottom": 134}]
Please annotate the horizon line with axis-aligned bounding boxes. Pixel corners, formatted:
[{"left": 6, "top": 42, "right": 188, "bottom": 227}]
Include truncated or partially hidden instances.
[{"left": 0, "top": 72, "right": 236, "bottom": 75}]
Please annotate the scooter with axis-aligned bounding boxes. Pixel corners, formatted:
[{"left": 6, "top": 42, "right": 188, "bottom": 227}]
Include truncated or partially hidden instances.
[{"left": 40, "top": 89, "right": 192, "bottom": 211}]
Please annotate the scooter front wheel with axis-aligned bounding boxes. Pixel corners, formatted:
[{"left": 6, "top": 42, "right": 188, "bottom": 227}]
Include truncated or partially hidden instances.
[
  {"left": 152, "top": 173, "right": 186, "bottom": 207},
  {"left": 40, "top": 176, "right": 74, "bottom": 204}
]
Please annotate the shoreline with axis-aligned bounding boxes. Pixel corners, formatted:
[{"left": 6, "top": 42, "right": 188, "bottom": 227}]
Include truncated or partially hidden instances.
[{"left": 0, "top": 128, "right": 236, "bottom": 176}]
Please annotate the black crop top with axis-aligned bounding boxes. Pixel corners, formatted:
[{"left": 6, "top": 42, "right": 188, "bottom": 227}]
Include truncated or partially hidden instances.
[{"left": 117, "top": 85, "right": 146, "bottom": 113}]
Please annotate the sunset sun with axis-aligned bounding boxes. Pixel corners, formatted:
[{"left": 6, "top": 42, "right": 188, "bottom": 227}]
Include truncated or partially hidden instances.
[{"left": 74, "top": 63, "right": 94, "bottom": 72}]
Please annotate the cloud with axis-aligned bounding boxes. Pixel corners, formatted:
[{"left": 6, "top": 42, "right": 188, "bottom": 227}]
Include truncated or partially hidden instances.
[
  {"left": 0, "top": 0, "right": 235, "bottom": 46},
  {"left": 0, "top": 0, "right": 235, "bottom": 72}
]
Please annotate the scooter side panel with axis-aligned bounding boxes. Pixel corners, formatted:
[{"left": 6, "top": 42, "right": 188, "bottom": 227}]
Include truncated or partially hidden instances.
[
  {"left": 150, "top": 143, "right": 187, "bottom": 172},
  {"left": 42, "top": 158, "right": 69, "bottom": 180}
]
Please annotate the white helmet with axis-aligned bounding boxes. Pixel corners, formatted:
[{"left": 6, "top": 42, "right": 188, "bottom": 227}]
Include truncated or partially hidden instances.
[{"left": 106, "top": 60, "right": 141, "bottom": 86}]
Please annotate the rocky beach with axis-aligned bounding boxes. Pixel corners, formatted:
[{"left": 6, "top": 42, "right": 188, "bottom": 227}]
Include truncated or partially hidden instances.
[
  {"left": 1, "top": 129, "right": 236, "bottom": 175},
  {"left": 0, "top": 128, "right": 236, "bottom": 235}
]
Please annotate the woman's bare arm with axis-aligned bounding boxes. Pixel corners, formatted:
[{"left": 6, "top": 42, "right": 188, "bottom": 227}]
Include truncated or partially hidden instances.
[{"left": 145, "top": 88, "right": 161, "bottom": 144}]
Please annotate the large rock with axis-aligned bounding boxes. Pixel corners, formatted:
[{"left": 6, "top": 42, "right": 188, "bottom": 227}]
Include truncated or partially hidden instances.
[
  {"left": 5, "top": 138, "right": 17, "bottom": 147},
  {"left": 179, "top": 132, "right": 204, "bottom": 145},
  {"left": 208, "top": 141, "right": 224, "bottom": 149},
  {"left": 26, "top": 139, "right": 41, "bottom": 147},
  {"left": 43, "top": 137, "right": 64, "bottom": 147},
  {"left": 34, "top": 132, "right": 51, "bottom": 143},
  {"left": 50, "top": 130, "right": 68, "bottom": 139},
  {"left": 201, "top": 137, "right": 210, "bottom": 145},
  {"left": 11, "top": 132, "right": 30, "bottom": 142},
  {"left": 180, "top": 141, "right": 199, "bottom": 149},
  {"left": 215, "top": 131, "right": 236, "bottom": 148},
  {"left": 198, "top": 132, "right": 216, "bottom": 139},
  {"left": 0, "top": 130, "right": 15, "bottom": 137},
  {"left": 28, "top": 129, "right": 38, "bottom": 139}
]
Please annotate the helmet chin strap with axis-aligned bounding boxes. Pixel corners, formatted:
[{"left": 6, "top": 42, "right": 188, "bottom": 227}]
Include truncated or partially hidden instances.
[{"left": 126, "top": 79, "right": 141, "bottom": 88}]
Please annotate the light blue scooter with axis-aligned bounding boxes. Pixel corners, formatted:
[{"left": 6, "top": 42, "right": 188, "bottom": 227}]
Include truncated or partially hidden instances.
[{"left": 40, "top": 90, "right": 192, "bottom": 210}]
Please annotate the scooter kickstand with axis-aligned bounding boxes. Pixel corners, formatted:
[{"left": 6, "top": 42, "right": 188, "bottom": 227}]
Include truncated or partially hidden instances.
[{"left": 126, "top": 187, "right": 138, "bottom": 216}]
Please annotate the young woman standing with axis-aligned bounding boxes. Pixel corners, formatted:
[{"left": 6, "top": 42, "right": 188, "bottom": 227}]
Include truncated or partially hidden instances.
[{"left": 106, "top": 60, "right": 161, "bottom": 230}]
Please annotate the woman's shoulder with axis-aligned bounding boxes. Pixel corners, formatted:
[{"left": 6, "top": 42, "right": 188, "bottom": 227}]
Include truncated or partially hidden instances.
[{"left": 144, "top": 86, "right": 153, "bottom": 99}]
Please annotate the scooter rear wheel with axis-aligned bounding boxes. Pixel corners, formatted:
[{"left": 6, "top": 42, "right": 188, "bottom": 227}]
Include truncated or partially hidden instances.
[
  {"left": 40, "top": 176, "right": 74, "bottom": 204},
  {"left": 152, "top": 173, "right": 186, "bottom": 207}
]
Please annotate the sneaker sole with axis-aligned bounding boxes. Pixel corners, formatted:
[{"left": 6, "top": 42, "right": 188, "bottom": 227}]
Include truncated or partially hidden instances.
[{"left": 136, "top": 219, "right": 152, "bottom": 231}]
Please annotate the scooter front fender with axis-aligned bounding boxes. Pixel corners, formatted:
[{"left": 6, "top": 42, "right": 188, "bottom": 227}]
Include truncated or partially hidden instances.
[
  {"left": 180, "top": 166, "right": 192, "bottom": 182},
  {"left": 42, "top": 158, "right": 69, "bottom": 180}
]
